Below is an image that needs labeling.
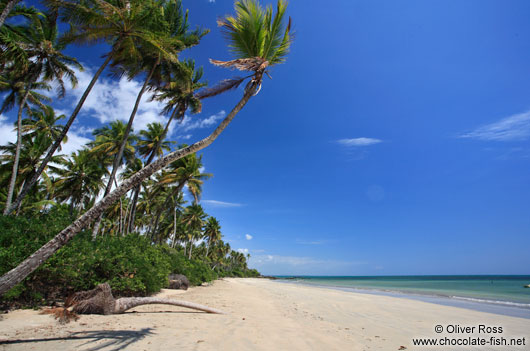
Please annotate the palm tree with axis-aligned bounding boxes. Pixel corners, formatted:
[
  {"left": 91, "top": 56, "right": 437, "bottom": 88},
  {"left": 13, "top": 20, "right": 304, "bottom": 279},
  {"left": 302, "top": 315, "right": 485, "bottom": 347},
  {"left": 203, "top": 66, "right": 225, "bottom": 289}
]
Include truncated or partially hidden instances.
[
  {"left": 181, "top": 204, "right": 206, "bottom": 259},
  {"left": 88, "top": 121, "right": 137, "bottom": 168},
  {"left": 203, "top": 216, "right": 221, "bottom": 258},
  {"left": 6, "top": 0, "right": 182, "bottom": 214},
  {"left": 91, "top": 0, "right": 206, "bottom": 236},
  {"left": 0, "top": 132, "right": 64, "bottom": 212},
  {"left": 3, "top": 9, "right": 82, "bottom": 214},
  {"left": 159, "top": 152, "right": 212, "bottom": 203},
  {"left": 21, "top": 106, "right": 67, "bottom": 146},
  {"left": 127, "top": 59, "right": 206, "bottom": 233},
  {"left": 137, "top": 122, "right": 172, "bottom": 160},
  {"left": 0, "top": 73, "right": 53, "bottom": 215},
  {"left": 0, "top": 0, "right": 292, "bottom": 295},
  {"left": 1, "top": 10, "right": 81, "bottom": 214},
  {"left": 51, "top": 149, "right": 107, "bottom": 213}
]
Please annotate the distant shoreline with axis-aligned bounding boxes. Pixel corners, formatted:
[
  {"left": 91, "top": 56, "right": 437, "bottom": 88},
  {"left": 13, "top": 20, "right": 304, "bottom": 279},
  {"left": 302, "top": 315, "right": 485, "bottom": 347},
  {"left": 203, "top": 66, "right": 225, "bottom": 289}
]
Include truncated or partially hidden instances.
[{"left": 272, "top": 275, "right": 530, "bottom": 319}]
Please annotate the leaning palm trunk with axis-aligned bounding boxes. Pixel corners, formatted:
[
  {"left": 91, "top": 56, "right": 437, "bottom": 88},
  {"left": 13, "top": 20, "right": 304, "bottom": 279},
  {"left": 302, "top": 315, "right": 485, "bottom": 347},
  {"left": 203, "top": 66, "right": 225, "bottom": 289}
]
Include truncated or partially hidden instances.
[
  {"left": 44, "top": 283, "right": 223, "bottom": 323},
  {"left": 5, "top": 55, "right": 114, "bottom": 215},
  {"left": 0, "top": 0, "right": 19, "bottom": 28},
  {"left": 3, "top": 89, "right": 29, "bottom": 215},
  {"left": 128, "top": 107, "right": 179, "bottom": 233},
  {"left": 92, "top": 61, "right": 159, "bottom": 238},
  {"left": 0, "top": 84, "right": 257, "bottom": 295}
]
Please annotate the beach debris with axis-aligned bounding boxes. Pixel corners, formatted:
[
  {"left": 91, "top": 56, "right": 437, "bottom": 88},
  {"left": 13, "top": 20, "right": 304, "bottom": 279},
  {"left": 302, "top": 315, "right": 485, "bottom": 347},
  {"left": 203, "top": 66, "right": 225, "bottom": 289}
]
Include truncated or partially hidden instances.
[
  {"left": 398, "top": 346, "right": 407, "bottom": 350},
  {"left": 168, "top": 274, "right": 190, "bottom": 290},
  {"left": 41, "top": 283, "right": 225, "bottom": 323}
]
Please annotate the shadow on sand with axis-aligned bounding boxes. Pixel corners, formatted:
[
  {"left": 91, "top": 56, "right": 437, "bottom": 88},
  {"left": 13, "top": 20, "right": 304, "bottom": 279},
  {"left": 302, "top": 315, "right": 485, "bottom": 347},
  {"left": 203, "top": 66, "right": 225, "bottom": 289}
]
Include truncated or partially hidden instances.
[{"left": 0, "top": 327, "right": 155, "bottom": 351}]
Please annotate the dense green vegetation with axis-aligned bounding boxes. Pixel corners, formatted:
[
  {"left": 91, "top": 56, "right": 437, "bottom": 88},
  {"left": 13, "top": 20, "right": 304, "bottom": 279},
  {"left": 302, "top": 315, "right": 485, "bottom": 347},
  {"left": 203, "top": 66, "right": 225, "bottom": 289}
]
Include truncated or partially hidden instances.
[
  {"left": 0, "top": 0, "right": 291, "bottom": 298},
  {"left": 0, "top": 206, "right": 258, "bottom": 307}
]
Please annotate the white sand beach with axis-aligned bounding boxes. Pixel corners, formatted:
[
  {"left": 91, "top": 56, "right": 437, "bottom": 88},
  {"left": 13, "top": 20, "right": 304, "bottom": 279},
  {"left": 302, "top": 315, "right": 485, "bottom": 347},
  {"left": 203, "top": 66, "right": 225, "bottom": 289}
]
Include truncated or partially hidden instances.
[{"left": 1, "top": 278, "right": 529, "bottom": 350}]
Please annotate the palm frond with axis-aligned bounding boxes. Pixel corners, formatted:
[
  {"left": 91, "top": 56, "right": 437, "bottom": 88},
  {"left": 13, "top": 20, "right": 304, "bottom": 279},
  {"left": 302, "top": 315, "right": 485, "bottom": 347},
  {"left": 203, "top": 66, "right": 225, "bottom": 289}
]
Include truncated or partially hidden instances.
[{"left": 195, "top": 76, "right": 247, "bottom": 99}]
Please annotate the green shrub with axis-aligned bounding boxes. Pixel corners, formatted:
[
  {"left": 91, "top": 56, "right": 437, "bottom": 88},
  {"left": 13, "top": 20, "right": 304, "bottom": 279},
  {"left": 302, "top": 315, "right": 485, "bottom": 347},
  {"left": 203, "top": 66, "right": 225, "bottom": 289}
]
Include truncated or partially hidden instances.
[{"left": 0, "top": 206, "right": 260, "bottom": 308}]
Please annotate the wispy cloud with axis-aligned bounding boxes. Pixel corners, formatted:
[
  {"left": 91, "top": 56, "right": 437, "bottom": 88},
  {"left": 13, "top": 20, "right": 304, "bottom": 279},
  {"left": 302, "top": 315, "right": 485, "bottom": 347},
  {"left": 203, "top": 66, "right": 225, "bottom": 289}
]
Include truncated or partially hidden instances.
[
  {"left": 0, "top": 115, "right": 16, "bottom": 146},
  {"left": 460, "top": 110, "right": 530, "bottom": 141},
  {"left": 179, "top": 111, "right": 226, "bottom": 132},
  {"left": 245, "top": 234, "right": 253, "bottom": 240},
  {"left": 202, "top": 199, "right": 244, "bottom": 208},
  {"left": 336, "top": 137, "right": 382, "bottom": 146},
  {"left": 237, "top": 248, "right": 249, "bottom": 254}
]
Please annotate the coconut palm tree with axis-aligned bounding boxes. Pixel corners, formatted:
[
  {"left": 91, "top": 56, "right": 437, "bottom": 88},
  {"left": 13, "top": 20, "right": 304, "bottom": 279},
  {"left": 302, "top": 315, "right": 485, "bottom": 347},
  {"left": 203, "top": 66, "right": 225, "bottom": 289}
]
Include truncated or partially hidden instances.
[
  {"left": 127, "top": 59, "right": 207, "bottom": 233},
  {"left": 137, "top": 122, "right": 172, "bottom": 159},
  {"left": 1, "top": 10, "right": 81, "bottom": 214},
  {"left": 21, "top": 106, "right": 66, "bottom": 141},
  {"left": 181, "top": 204, "right": 206, "bottom": 259},
  {"left": 203, "top": 216, "right": 221, "bottom": 258},
  {"left": 88, "top": 121, "right": 138, "bottom": 168},
  {"left": 0, "top": 0, "right": 292, "bottom": 296},
  {"left": 6, "top": 0, "right": 184, "bottom": 214},
  {"left": 91, "top": 0, "right": 206, "bottom": 236},
  {"left": 0, "top": 132, "right": 64, "bottom": 212},
  {"left": 158, "top": 152, "right": 212, "bottom": 203},
  {"left": 51, "top": 149, "right": 107, "bottom": 213},
  {"left": 2, "top": 9, "right": 81, "bottom": 214}
]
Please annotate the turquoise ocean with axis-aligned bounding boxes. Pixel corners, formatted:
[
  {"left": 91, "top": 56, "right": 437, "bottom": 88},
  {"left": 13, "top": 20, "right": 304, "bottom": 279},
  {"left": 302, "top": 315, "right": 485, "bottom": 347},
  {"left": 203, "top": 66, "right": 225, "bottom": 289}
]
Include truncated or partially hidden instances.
[{"left": 276, "top": 275, "right": 530, "bottom": 317}]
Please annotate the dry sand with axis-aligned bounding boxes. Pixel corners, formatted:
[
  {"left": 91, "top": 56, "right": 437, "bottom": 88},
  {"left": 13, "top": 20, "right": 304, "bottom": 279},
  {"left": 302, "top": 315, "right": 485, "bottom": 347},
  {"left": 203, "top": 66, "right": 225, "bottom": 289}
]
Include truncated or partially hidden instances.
[{"left": 1, "top": 278, "right": 529, "bottom": 350}]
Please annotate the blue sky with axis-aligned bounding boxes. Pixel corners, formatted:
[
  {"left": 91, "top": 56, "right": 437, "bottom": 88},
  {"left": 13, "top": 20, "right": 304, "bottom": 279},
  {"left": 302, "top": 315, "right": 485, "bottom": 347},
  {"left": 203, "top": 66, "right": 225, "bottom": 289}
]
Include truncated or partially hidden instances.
[{"left": 2, "top": 0, "right": 530, "bottom": 275}]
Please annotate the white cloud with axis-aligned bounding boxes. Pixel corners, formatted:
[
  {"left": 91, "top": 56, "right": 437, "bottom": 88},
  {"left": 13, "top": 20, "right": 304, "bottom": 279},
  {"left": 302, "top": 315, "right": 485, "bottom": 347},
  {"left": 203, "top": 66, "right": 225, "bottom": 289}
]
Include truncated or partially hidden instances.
[
  {"left": 460, "top": 110, "right": 530, "bottom": 141},
  {"left": 67, "top": 65, "right": 169, "bottom": 133},
  {"left": 59, "top": 131, "right": 91, "bottom": 156},
  {"left": 202, "top": 199, "right": 244, "bottom": 208},
  {"left": 336, "top": 137, "right": 382, "bottom": 146},
  {"left": 237, "top": 248, "right": 249, "bottom": 254},
  {"left": 61, "top": 65, "right": 226, "bottom": 140},
  {"left": 0, "top": 115, "right": 16, "bottom": 146},
  {"left": 245, "top": 234, "right": 253, "bottom": 240},
  {"left": 179, "top": 110, "right": 226, "bottom": 132}
]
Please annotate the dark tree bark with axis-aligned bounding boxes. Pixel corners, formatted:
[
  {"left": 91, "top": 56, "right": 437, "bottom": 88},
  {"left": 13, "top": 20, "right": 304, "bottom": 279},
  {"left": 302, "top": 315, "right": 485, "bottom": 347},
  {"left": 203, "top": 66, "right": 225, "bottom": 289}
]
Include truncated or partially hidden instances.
[
  {"left": 5, "top": 55, "right": 114, "bottom": 215},
  {"left": 0, "top": 84, "right": 256, "bottom": 296}
]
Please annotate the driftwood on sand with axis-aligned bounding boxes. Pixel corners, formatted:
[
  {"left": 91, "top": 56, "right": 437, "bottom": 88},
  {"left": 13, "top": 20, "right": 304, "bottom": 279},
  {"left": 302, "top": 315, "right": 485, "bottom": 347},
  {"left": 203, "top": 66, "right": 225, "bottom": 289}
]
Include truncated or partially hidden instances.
[{"left": 42, "top": 283, "right": 224, "bottom": 323}]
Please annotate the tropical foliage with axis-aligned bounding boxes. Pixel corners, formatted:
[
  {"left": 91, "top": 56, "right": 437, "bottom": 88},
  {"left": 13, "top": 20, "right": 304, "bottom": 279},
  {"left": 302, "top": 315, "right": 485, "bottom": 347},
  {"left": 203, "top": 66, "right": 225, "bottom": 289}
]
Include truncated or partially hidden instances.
[{"left": 0, "top": 0, "right": 291, "bottom": 299}]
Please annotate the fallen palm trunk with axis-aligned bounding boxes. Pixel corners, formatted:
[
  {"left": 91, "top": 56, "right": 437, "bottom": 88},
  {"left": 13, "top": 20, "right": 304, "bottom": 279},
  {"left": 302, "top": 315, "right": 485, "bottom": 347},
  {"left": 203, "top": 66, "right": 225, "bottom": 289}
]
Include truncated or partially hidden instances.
[{"left": 43, "top": 283, "right": 224, "bottom": 323}]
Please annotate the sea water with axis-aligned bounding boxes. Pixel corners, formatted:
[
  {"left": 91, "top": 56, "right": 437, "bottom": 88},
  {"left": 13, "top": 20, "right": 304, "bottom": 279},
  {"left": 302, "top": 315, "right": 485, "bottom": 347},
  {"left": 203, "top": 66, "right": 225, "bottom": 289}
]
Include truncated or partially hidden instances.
[{"left": 276, "top": 275, "right": 530, "bottom": 318}]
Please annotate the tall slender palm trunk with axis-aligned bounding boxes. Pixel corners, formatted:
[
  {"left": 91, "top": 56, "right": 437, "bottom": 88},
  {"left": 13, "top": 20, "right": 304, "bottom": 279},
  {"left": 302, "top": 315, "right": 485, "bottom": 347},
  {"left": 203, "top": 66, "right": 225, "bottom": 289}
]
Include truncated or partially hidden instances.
[
  {"left": 3, "top": 89, "right": 29, "bottom": 215},
  {"left": 5, "top": 55, "right": 113, "bottom": 215},
  {"left": 171, "top": 206, "right": 177, "bottom": 247},
  {"left": 92, "top": 61, "right": 159, "bottom": 238},
  {"left": 0, "top": 83, "right": 256, "bottom": 296},
  {"left": 128, "top": 107, "right": 179, "bottom": 233},
  {"left": 0, "top": 0, "right": 19, "bottom": 28}
]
